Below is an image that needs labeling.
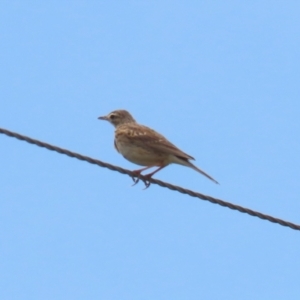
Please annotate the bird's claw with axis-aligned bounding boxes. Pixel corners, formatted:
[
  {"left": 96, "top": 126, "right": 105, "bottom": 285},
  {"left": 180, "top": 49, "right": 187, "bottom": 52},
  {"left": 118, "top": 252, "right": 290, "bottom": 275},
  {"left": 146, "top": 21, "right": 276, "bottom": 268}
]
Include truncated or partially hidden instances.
[
  {"left": 131, "top": 176, "right": 140, "bottom": 186},
  {"left": 131, "top": 174, "right": 151, "bottom": 189},
  {"left": 142, "top": 180, "right": 151, "bottom": 189}
]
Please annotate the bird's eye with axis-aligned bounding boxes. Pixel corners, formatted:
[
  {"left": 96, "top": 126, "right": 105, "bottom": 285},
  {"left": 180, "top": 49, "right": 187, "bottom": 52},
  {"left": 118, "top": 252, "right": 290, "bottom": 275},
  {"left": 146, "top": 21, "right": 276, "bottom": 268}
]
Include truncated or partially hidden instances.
[{"left": 110, "top": 114, "right": 116, "bottom": 120}]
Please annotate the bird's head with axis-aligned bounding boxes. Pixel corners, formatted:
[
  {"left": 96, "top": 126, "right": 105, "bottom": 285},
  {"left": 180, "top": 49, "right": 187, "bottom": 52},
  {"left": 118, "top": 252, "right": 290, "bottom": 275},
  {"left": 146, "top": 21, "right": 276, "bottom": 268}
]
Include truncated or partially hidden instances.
[{"left": 98, "top": 110, "right": 136, "bottom": 127}]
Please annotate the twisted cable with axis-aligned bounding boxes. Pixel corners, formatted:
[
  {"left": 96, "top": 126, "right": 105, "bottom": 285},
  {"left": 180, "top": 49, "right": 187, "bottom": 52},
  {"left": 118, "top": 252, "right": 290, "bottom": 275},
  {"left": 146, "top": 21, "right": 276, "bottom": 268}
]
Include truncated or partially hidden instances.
[{"left": 1, "top": 127, "right": 299, "bottom": 231}]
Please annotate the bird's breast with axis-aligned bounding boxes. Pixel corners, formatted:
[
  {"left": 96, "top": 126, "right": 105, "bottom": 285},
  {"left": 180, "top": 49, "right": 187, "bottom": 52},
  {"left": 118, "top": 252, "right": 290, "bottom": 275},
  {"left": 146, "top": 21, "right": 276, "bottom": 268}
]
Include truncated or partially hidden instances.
[{"left": 114, "top": 131, "right": 167, "bottom": 167}]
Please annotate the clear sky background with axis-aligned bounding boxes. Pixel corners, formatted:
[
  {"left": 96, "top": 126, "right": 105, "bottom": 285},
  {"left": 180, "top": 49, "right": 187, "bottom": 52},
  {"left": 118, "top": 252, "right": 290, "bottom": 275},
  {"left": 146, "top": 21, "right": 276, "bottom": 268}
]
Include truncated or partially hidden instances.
[{"left": 1, "top": 1, "right": 300, "bottom": 299}]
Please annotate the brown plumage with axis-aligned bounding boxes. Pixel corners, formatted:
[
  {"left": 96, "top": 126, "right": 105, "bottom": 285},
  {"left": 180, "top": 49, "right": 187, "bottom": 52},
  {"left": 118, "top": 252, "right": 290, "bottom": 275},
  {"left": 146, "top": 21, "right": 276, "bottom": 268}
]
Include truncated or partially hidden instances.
[{"left": 98, "top": 109, "right": 218, "bottom": 185}]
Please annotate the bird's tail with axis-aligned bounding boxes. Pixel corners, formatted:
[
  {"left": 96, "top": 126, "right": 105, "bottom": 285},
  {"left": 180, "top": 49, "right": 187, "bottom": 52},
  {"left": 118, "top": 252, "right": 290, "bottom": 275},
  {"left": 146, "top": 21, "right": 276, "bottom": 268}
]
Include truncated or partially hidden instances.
[{"left": 184, "top": 160, "right": 219, "bottom": 184}]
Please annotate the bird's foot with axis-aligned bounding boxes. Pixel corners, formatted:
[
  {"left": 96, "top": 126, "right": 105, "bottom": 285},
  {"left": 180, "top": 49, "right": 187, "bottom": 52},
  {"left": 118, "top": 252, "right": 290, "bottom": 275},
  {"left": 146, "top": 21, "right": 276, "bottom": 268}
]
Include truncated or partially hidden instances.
[
  {"left": 131, "top": 171, "right": 152, "bottom": 189},
  {"left": 131, "top": 170, "right": 142, "bottom": 187},
  {"left": 142, "top": 177, "right": 151, "bottom": 189},
  {"left": 140, "top": 174, "right": 153, "bottom": 189},
  {"left": 131, "top": 175, "right": 140, "bottom": 186}
]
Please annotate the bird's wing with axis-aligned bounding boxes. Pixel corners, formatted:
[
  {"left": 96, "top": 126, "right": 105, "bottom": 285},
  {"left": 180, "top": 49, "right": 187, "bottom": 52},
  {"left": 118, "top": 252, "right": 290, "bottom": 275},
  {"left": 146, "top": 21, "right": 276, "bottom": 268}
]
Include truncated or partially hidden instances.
[{"left": 122, "top": 124, "right": 195, "bottom": 161}]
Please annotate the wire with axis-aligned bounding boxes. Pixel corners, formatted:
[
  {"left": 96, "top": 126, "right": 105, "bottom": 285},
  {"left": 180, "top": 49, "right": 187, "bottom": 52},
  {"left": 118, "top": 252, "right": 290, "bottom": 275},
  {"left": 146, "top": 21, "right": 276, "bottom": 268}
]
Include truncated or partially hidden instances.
[{"left": 1, "top": 127, "right": 299, "bottom": 231}]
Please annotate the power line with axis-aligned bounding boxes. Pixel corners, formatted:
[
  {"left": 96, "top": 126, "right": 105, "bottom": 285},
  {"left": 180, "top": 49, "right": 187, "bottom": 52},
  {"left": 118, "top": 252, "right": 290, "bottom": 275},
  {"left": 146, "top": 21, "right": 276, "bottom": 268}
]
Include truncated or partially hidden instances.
[{"left": 0, "top": 127, "right": 299, "bottom": 232}]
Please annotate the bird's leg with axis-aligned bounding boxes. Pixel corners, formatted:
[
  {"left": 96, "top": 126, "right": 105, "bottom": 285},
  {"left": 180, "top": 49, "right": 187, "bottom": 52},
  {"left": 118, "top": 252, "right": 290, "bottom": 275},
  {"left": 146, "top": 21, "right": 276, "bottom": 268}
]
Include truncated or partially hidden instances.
[
  {"left": 131, "top": 166, "right": 154, "bottom": 186},
  {"left": 142, "top": 165, "right": 167, "bottom": 189}
]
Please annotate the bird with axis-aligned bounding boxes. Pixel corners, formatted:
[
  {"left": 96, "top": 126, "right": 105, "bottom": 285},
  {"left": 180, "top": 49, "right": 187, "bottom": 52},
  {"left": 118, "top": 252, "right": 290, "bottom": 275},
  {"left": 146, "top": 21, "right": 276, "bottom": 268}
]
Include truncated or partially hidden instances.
[{"left": 98, "top": 109, "right": 218, "bottom": 187}]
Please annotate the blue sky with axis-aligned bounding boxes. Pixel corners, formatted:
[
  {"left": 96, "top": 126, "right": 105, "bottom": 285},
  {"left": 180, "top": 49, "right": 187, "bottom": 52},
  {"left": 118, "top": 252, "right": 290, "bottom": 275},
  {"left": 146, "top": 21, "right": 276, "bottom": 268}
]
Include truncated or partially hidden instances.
[{"left": 1, "top": 1, "right": 300, "bottom": 299}]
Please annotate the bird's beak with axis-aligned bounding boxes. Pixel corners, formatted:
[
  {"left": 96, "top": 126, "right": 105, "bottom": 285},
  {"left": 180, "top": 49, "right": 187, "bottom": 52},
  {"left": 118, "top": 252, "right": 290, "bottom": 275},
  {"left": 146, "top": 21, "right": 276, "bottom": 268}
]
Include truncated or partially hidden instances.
[{"left": 98, "top": 115, "right": 108, "bottom": 120}]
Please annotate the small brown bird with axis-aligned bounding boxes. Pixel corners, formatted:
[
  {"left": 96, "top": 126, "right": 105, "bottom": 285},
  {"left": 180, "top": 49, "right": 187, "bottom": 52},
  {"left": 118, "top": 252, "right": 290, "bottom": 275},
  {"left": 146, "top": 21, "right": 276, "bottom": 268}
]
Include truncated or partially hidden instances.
[{"left": 98, "top": 109, "right": 218, "bottom": 186}]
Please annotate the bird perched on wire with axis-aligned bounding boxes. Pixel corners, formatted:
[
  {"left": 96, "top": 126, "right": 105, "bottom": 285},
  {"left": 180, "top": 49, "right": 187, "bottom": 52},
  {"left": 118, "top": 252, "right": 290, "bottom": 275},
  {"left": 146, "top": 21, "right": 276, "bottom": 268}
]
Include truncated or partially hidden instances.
[{"left": 98, "top": 109, "right": 218, "bottom": 188}]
